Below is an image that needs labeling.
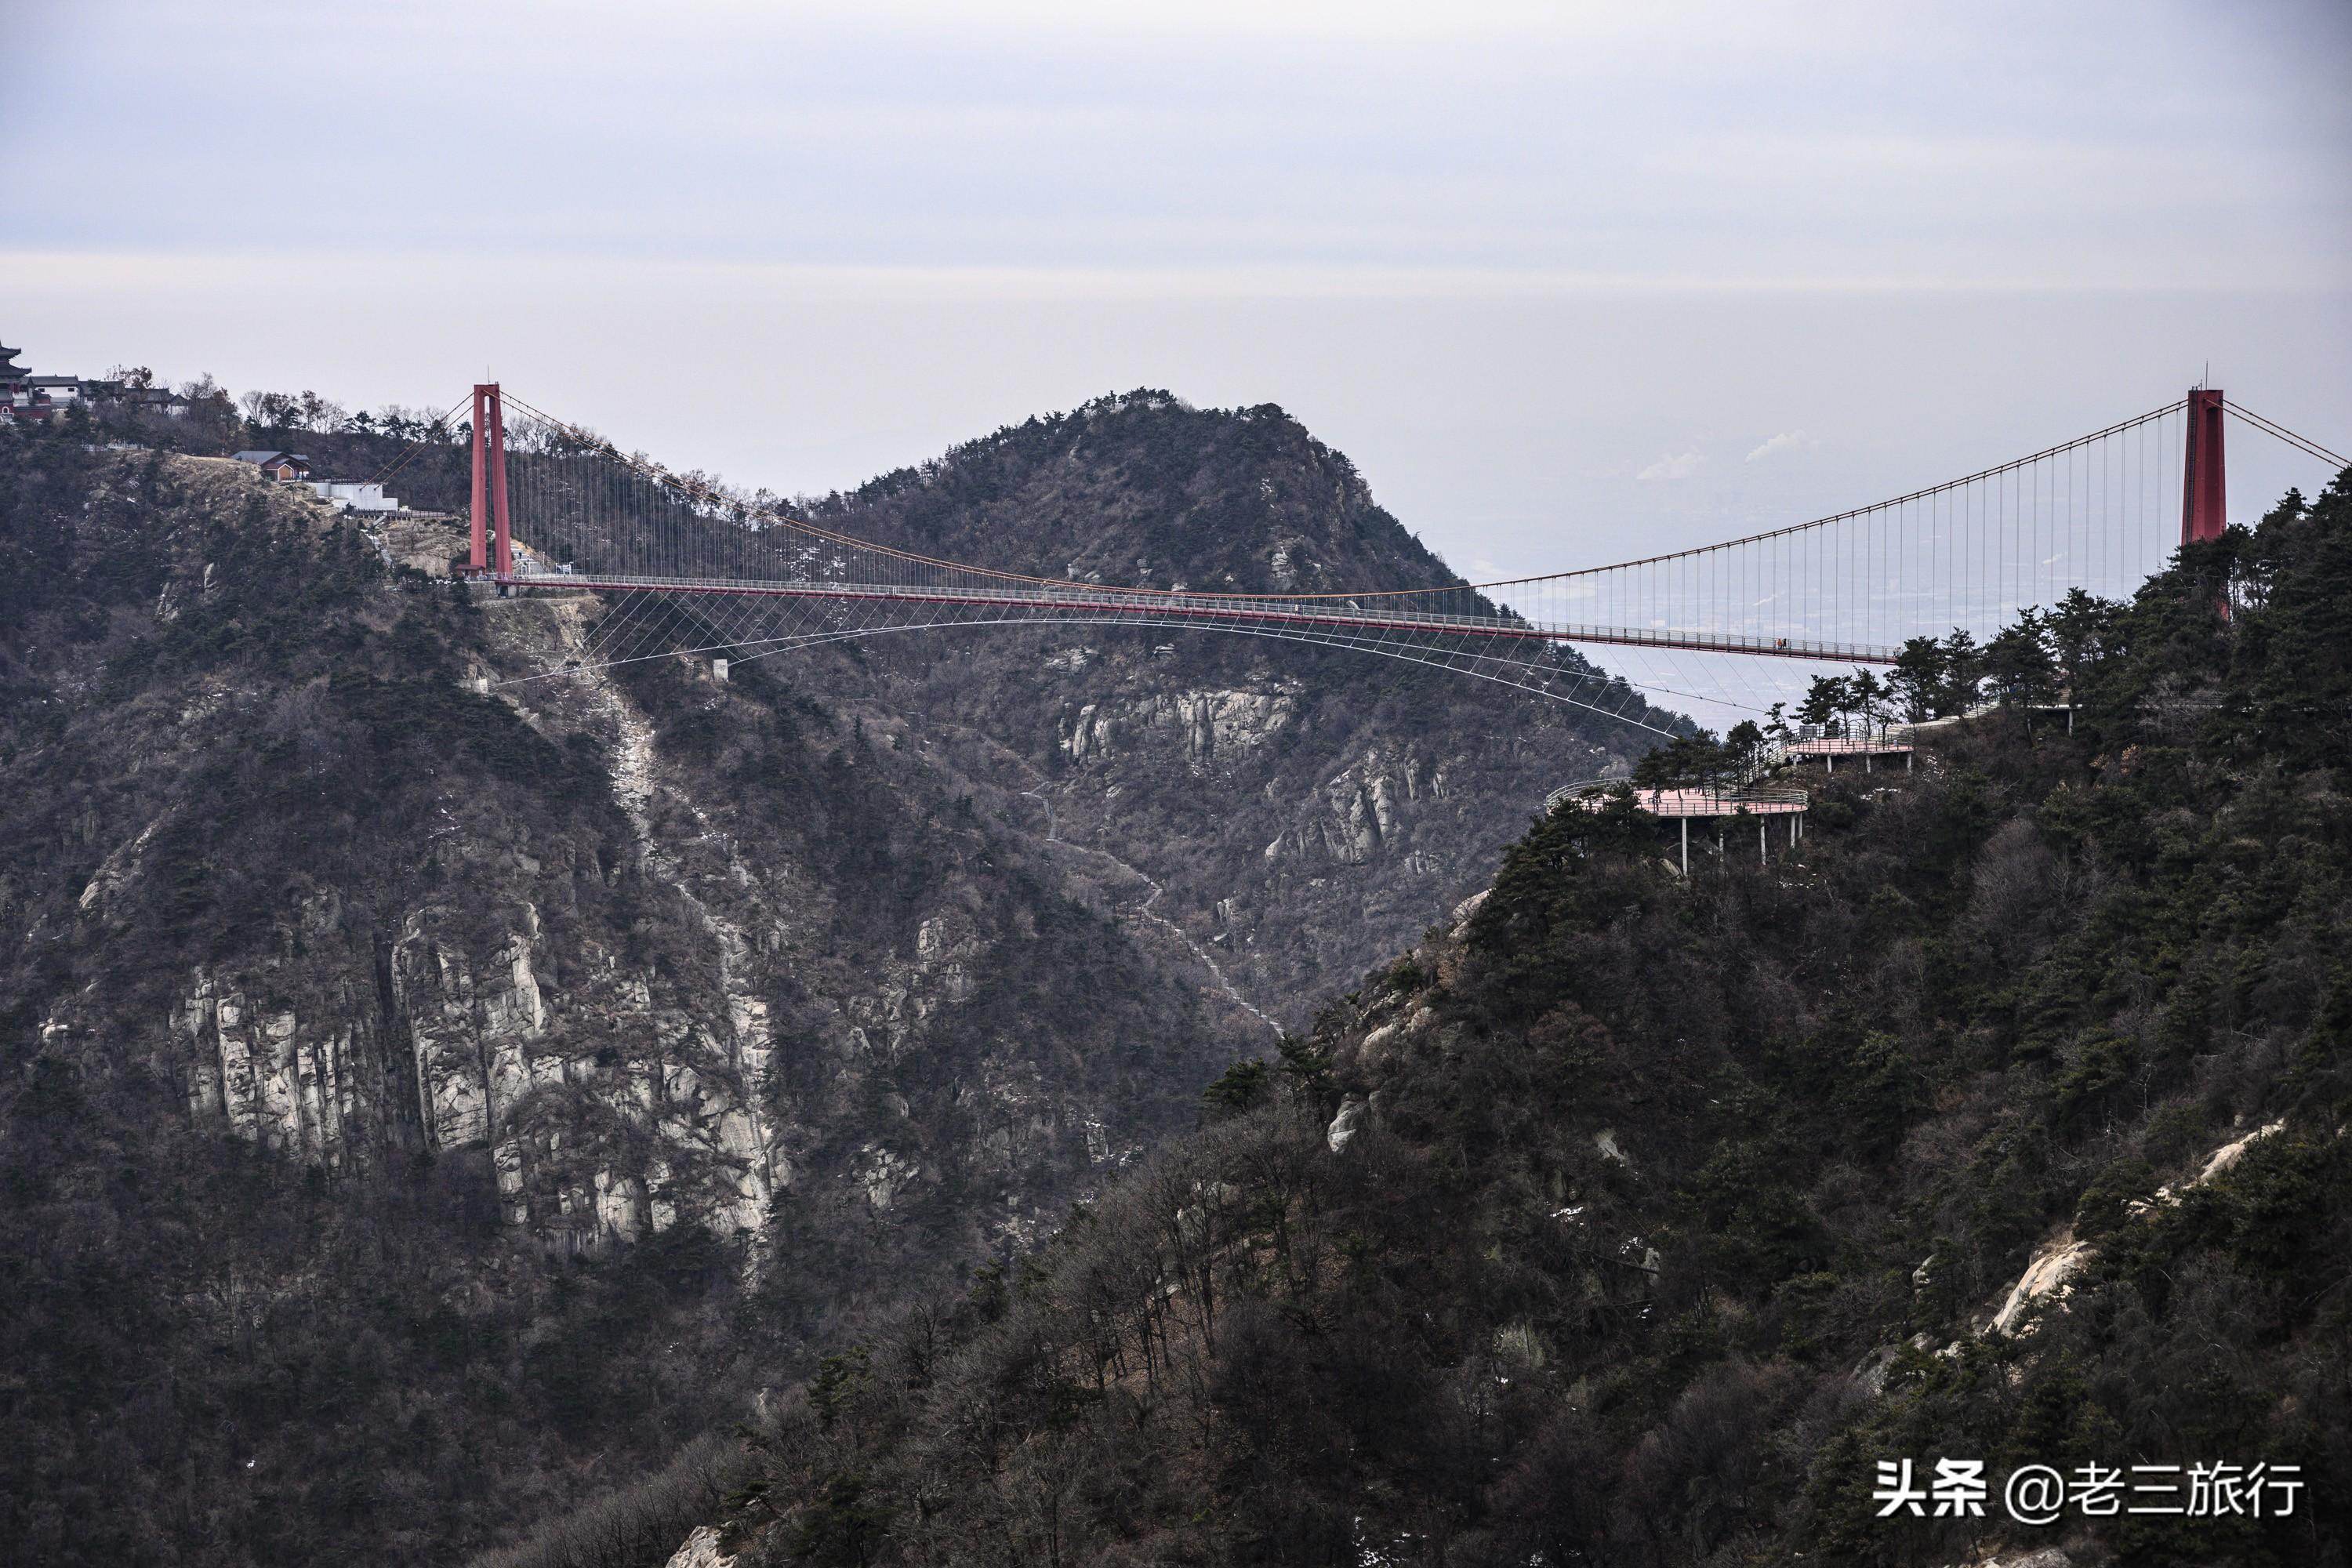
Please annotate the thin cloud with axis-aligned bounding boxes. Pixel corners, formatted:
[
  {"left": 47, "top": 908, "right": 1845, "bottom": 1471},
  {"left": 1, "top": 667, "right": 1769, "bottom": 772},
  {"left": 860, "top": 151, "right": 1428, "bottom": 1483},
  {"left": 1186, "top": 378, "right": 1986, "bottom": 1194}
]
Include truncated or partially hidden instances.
[
  {"left": 1745, "top": 429, "right": 1811, "bottom": 461},
  {"left": 1637, "top": 450, "right": 1705, "bottom": 481}
]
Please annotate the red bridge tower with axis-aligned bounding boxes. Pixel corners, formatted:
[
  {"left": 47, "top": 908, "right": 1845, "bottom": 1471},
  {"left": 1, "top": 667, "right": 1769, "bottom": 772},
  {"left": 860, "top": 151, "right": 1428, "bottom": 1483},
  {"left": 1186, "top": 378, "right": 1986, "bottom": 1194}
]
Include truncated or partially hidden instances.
[
  {"left": 2182, "top": 387, "right": 2227, "bottom": 545},
  {"left": 467, "top": 383, "right": 512, "bottom": 579}
]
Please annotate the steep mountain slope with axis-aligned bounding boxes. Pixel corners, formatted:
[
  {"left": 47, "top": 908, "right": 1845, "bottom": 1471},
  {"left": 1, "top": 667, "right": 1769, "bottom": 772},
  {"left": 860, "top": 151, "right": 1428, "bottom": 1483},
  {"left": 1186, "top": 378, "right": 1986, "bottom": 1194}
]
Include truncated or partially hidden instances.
[
  {"left": 644, "top": 474, "right": 2352, "bottom": 1568},
  {"left": 0, "top": 434, "right": 1227, "bottom": 1563}
]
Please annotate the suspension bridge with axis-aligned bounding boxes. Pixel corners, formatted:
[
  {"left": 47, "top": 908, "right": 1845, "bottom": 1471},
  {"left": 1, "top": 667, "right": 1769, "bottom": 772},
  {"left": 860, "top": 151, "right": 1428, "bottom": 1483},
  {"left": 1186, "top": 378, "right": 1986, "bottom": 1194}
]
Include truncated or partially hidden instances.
[{"left": 453, "top": 385, "right": 2343, "bottom": 735}]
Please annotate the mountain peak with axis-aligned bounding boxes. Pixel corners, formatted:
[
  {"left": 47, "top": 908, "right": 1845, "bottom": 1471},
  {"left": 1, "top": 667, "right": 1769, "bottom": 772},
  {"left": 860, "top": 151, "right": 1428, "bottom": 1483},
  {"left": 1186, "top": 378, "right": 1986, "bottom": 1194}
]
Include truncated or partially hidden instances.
[{"left": 818, "top": 390, "right": 1447, "bottom": 597}]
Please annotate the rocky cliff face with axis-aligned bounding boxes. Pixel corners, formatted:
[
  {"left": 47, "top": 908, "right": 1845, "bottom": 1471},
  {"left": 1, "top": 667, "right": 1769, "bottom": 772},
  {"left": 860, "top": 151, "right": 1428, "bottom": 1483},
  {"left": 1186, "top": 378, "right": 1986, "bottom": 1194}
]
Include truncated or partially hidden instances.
[{"left": 39, "top": 532, "right": 1201, "bottom": 1258}]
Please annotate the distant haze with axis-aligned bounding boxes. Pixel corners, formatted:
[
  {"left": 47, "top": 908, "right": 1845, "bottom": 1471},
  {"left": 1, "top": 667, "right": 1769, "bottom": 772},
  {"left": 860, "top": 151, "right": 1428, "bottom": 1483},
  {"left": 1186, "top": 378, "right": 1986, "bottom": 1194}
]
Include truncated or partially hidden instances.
[{"left": 5, "top": 0, "right": 2347, "bottom": 718}]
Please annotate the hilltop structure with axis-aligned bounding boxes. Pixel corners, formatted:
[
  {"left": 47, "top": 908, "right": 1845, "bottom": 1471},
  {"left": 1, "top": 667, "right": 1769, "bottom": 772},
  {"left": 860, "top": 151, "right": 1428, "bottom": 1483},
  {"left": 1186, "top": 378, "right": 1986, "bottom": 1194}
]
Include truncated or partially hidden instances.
[
  {"left": 229, "top": 449, "right": 408, "bottom": 514},
  {"left": 0, "top": 335, "right": 180, "bottom": 425},
  {"left": 229, "top": 448, "right": 312, "bottom": 481},
  {"left": 0, "top": 340, "right": 29, "bottom": 418}
]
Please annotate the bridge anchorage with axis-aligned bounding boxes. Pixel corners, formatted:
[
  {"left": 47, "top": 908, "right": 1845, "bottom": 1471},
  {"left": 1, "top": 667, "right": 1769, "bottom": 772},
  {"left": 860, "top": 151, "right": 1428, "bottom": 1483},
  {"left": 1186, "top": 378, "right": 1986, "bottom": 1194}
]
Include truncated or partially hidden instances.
[{"left": 456, "top": 383, "right": 2341, "bottom": 742}]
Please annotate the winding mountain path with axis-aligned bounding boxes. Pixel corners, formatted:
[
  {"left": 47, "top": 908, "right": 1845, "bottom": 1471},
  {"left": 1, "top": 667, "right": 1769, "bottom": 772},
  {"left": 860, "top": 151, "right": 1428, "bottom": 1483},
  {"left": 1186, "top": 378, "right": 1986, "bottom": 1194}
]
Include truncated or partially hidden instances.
[{"left": 1020, "top": 780, "right": 1284, "bottom": 1039}]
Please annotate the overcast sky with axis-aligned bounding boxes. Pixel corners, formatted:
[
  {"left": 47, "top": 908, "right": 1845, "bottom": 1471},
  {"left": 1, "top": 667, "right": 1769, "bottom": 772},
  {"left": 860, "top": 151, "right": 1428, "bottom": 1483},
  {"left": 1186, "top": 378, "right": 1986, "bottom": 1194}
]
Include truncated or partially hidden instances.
[{"left": 5, "top": 0, "right": 2347, "bottom": 714}]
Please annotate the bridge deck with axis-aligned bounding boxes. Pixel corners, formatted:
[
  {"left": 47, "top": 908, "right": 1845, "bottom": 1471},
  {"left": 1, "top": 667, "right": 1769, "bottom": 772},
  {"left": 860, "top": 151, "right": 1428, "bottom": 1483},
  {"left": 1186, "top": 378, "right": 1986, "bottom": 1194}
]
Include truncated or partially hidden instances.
[{"left": 504, "top": 571, "right": 1901, "bottom": 665}]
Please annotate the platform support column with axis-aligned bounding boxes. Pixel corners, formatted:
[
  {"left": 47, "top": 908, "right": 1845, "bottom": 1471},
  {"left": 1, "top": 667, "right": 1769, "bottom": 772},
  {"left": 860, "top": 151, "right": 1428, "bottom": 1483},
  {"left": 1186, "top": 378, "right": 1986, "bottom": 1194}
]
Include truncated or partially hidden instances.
[
  {"left": 1680, "top": 818, "right": 1689, "bottom": 877},
  {"left": 1759, "top": 820, "right": 1766, "bottom": 865}
]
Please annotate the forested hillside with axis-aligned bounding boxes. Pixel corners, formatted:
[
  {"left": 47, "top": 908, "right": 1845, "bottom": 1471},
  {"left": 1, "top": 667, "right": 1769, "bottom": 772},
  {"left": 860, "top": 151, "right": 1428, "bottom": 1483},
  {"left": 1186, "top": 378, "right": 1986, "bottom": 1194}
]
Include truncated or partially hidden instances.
[{"left": 637, "top": 472, "right": 2352, "bottom": 1568}]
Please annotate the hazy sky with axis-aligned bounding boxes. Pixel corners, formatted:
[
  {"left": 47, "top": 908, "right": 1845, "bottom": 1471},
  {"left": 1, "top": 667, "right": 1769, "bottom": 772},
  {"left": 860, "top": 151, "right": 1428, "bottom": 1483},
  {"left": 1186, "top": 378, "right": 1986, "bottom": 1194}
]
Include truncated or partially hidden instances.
[{"left": 5, "top": 0, "right": 2347, "bottom": 714}]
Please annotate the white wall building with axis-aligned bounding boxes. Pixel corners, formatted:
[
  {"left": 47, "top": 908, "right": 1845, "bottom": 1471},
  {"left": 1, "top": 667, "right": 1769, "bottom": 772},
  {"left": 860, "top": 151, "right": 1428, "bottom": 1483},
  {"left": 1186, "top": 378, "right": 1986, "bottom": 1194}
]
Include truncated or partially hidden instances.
[{"left": 307, "top": 481, "right": 401, "bottom": 513}]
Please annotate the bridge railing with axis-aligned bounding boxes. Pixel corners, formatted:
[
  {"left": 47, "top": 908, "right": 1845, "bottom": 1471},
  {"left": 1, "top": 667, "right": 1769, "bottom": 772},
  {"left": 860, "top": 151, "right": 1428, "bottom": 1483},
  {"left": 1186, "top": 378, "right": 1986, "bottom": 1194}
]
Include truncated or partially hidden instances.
[{"left": 501, "top": 565, "right": 1902, "bottom": 663}]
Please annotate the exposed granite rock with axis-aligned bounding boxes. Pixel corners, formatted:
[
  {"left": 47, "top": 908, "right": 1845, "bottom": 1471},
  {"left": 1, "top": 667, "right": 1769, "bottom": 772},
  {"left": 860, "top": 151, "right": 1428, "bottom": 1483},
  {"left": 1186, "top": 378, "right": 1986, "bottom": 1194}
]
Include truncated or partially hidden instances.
[
  {"left": 663, "top": 1525, "right": 734, "bottom": 1568},
  {"left": 1327, "top": 1094, "right": 1367, "bottom": 1153}
]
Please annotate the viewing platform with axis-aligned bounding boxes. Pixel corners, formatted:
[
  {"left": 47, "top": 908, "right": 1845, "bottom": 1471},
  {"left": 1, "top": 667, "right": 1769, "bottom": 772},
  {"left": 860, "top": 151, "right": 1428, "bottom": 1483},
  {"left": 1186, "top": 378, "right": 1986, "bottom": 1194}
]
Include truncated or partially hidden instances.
[
  {"left": 1548, "top": 779, "right": 1810, "bottom": 874},
  {"left": 1546, "top": 782, "right": 1809, "bottom": 818}
]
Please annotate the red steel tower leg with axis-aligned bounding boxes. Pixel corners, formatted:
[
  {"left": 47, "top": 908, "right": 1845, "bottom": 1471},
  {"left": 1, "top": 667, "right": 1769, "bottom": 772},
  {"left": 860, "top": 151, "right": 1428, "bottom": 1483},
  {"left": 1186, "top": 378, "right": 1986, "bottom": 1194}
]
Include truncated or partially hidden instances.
[
  {"left": 468, "top": 386, "right": 490, "bottom": 574},
  {"left": 2182, "top": 388, "right": 2227, "bottom": 544},
  {"left": 469, "top": 383, "right": 514, "bottom": 581},
  {"left": 486, "top": 387, "right": 513, "bottom": 580}
]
